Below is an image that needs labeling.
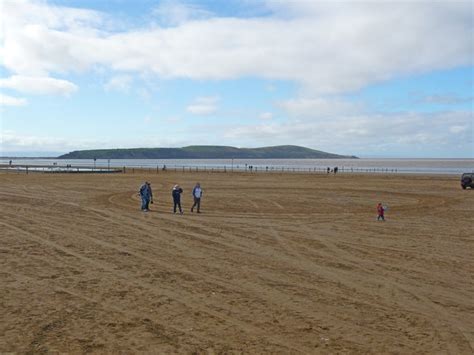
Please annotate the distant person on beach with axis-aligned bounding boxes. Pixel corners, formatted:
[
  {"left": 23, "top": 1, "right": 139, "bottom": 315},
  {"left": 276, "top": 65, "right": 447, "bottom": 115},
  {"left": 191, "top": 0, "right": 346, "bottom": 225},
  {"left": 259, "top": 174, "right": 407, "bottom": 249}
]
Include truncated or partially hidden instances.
[
  {"left": 327, "top": 167, "right": 330, "bottom": 174},
  {"left": 334, "top": 167, "right": 338, "bottom": 174},
  {"left": 191, "top": 183, "right": 203, "bottom": 213},
  {"left": 172, "top": 184, "right": 183, "bottom": 214},
  {"left": 377, "top": 203, "right": 385, "bottom": 221},
  {"left": 139, "top": 182, "right": 153, "bottom": 212}
]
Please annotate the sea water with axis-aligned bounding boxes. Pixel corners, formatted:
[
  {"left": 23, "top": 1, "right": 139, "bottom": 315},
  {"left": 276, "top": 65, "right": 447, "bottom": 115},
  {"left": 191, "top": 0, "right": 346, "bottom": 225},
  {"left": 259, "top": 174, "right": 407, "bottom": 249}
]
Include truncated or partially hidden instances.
[{"left": 1, "top": 158, "right": 473, "bottom": 175}]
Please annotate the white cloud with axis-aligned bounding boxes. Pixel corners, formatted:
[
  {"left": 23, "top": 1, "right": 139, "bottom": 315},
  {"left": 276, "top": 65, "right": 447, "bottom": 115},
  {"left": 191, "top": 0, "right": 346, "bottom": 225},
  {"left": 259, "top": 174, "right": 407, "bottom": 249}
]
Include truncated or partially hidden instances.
[
  {"left": 137, "top": 87, "right": 152, "bottom": 101},
  {"left": 259, "top": 112, "right": 273, "bottom": 120},
  {"left": 265, "top": 84, "right": 276, "bottom": 92},
  {"left": 0, "top": 130, "right": 187, "bottom": 153},
  {"left": 0, "top": 0, "right": 103, "bottom": 34},
  {"left": 0, "top": 1, "right": 105, "bottom": 76},
  {"left": 0, "top": 1, "right": 472, "bottom": 157},
  {"left": 104, "top": 75, "right": 133, "bottom": 92},
  {"left": 278, "top": 97, "right": 363, "bottom": 118},
  {"left": 152, "top": 0, "right": 213, "bottom": 26},
  {"left": 2, "top": 109, "right": 471, "bottom": 156},
  {"left": 0, "top": 94, "right": 28, "bottom": 106},
  {"left": 165, "top": 116, "right": 182, "bottom": 123},
  {"left": 0, "top": 130, "right": 97, "bottom": 152},
  {"left": 221, "top": 110, "right": 472, "bottom": 156},
  {"left": 0, "top": 75, "right": 78, "bottom": 95},
  {"left": 187, "top": 96, "right": 219, "bottom": 115},
  {"left": 420, "top": 94, "right": 474, "bottom": 105},
  {"left": 449, "top": 125, "right": 468, "bottom": 134},
  {"left": 0, "top": 1, "right": 471, "bottom": 94}
]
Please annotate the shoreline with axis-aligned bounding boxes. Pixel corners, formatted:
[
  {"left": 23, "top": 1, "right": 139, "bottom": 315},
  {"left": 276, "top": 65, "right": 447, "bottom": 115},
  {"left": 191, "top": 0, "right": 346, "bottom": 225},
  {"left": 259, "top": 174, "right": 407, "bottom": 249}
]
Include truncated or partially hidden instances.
[{"left": 1, "top": 162, "right": 471, "bottom": 176}]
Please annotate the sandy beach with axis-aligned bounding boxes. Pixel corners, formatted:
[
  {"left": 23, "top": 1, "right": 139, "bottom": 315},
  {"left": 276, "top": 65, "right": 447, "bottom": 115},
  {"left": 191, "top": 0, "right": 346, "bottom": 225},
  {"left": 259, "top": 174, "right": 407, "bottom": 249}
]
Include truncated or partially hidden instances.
[{"left": 1, "top": 171, "right": 473, "bottom": 353}]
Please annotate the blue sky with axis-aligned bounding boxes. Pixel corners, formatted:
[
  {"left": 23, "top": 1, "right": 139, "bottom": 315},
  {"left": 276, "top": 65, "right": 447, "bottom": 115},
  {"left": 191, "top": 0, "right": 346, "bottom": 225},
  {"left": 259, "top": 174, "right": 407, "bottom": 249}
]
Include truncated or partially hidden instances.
[{"left": 0, "top": 0, "right": 473, "bottom": 157}]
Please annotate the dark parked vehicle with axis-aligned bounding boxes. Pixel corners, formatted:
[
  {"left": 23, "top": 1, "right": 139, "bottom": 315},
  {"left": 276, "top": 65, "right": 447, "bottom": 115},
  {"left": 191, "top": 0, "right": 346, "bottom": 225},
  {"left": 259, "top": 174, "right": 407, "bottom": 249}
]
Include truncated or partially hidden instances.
[{"left": 461, "top": 173, "right": 474, "bottom": 189}]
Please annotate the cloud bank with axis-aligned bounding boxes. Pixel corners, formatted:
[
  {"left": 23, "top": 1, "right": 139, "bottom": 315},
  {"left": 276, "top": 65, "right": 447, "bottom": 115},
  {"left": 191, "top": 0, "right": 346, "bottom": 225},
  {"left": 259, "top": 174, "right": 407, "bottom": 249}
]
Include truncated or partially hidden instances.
[
  {"left": 1, "top": 1, "right": 471, "bottom": 93},
  {"left": 1, "top": 0, "right": 472, "bottom": 157}
]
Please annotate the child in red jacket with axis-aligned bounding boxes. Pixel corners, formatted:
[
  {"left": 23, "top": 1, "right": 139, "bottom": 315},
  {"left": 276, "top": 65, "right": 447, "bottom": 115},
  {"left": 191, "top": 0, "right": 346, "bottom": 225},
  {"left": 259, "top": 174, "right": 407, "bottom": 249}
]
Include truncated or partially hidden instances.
[{"left": 377, "top": 203, "right": 385, "bottom": 221}]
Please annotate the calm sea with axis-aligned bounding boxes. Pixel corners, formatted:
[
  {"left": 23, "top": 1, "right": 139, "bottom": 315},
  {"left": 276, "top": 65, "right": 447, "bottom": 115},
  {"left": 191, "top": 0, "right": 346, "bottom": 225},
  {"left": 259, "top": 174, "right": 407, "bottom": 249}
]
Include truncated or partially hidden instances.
[{"left": 1, "top": 158, "right": 473, "bottom": 175}]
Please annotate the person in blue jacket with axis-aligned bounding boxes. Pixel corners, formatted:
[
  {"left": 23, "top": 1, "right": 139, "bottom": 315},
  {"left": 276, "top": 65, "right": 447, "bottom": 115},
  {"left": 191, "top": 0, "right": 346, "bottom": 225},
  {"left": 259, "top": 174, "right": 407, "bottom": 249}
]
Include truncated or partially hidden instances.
[
  {"left": 139, "top": 181, "right": 153, "bottom": 212},
  {"left": 172, "top": 184, "right": 183, "bottom": 214}
]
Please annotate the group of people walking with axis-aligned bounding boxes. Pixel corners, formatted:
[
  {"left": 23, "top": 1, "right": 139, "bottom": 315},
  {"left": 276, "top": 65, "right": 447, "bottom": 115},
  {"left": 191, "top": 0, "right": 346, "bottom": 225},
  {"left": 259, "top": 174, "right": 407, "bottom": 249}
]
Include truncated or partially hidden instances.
[
  {"left": 139, "top": 181, "right": 203, "bottom": 214},
  {"left": 139, "top": 180, "right": 386, "bottom": 221}
]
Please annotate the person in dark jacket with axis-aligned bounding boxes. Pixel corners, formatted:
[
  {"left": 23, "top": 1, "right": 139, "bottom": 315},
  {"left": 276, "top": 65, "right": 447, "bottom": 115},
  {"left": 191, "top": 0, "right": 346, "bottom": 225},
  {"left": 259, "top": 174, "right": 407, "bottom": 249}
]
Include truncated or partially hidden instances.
[
  {"left": 172, "top": 184, "right": 183, "bottom": 214},
  {"left": 139, "top": 181, "right": 153, "bottom": 212}
]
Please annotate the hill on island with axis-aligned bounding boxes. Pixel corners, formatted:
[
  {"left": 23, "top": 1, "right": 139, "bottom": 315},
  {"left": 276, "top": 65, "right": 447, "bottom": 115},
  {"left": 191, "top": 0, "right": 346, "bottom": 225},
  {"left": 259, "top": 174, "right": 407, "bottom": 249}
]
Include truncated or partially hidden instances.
[{"left": 58, "top": 145, "right": 358, "bottom": 159}]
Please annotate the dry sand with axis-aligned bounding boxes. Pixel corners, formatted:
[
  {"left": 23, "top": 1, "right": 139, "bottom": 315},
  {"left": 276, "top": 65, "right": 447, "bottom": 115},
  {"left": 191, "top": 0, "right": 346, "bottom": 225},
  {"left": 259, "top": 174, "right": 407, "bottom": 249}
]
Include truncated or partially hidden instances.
[{"left": 1, "top": 171, "right": 473, "bottom": 353}]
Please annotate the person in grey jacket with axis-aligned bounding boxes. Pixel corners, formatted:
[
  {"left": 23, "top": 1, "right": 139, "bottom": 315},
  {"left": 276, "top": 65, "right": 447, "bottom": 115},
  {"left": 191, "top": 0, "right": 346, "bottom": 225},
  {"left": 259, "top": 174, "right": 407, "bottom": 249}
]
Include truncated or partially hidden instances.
[
  {"left": 191, "top": 182, "right": 203, "bottom": 213},
  {"left": 139, "top": 182, "right": 153, "bottom": 212}
]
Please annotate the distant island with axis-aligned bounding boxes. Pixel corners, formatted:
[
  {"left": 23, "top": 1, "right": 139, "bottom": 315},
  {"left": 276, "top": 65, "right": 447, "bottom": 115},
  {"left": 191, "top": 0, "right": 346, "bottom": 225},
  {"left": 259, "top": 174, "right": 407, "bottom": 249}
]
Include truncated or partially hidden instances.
[{"left": 58, "top": 145, "right": 358, "bottom": 159}]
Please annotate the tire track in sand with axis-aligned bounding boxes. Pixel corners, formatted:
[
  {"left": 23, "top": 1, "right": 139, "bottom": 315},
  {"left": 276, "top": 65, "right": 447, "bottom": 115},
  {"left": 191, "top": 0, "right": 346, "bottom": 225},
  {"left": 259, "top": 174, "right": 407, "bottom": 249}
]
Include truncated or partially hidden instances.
[
  {"left": 247, "top": 196, "right": 472, "bottom": 354},
  {"left": 0, "top": 220, "right": 307, "bottom": 353},
  {"left": 2, "top": 205, "right": 388, "bottom": 348}
]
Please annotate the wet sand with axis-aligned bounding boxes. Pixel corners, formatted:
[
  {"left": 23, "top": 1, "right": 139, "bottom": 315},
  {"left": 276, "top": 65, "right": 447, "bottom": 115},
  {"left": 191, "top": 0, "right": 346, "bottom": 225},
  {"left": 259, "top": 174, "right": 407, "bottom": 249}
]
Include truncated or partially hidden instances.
[{"left": 1, "top": 171, "right": 473, "bottom": 353}]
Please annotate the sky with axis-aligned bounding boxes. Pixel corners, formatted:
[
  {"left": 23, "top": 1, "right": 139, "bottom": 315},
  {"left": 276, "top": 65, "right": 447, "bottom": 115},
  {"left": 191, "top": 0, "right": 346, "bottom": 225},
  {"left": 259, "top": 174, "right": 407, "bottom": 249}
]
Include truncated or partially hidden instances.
[{"left": 0, "top": 0, "right": 473, "bottom": 158}]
